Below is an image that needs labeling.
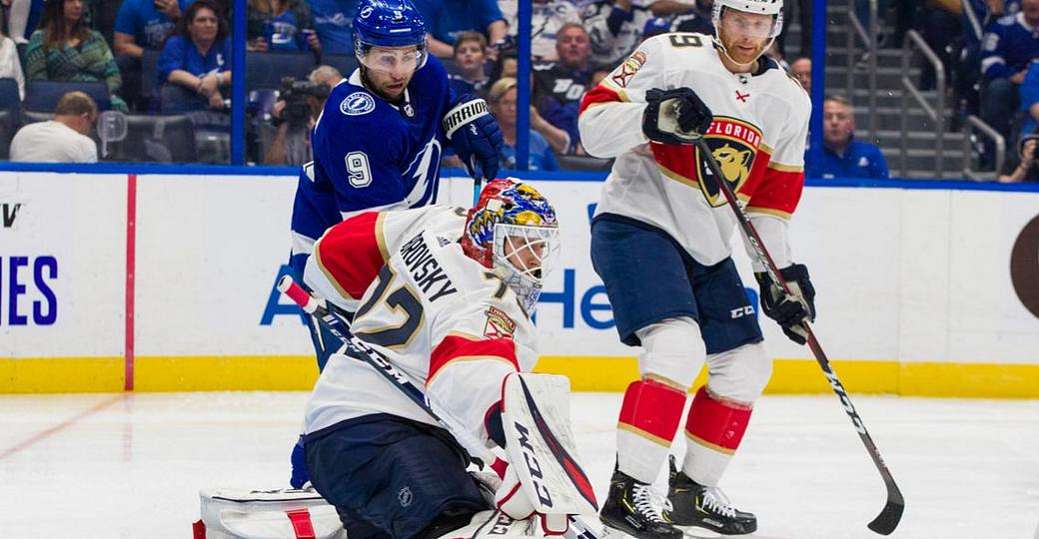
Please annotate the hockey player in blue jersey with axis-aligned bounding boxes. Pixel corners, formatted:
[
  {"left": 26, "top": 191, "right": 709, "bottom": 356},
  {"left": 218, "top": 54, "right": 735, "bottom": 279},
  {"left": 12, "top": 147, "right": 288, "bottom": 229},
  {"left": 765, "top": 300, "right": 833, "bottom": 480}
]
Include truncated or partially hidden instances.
[{"left": 287, "top": 0, "right": 503, "bottom": 489}]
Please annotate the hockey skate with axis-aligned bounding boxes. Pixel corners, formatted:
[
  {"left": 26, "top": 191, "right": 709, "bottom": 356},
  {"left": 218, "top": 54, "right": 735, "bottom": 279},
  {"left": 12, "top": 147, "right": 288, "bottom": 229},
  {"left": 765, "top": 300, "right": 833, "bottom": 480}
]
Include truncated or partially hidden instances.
[
  {"left": 663, "top": 458, "right": 756, "bottom": 536},
  {"left": 599, "top": 466, "right": 683, "bottom": 539}
]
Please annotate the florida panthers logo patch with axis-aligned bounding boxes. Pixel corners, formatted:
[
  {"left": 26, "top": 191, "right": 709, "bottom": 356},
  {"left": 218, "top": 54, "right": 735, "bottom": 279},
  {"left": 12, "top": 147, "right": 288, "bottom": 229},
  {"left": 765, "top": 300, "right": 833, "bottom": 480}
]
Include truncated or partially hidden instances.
[
  {"left": 484, "top": 305, "right": 516, "bottom": 338},
  {"left": 611, "top": 51, "right": 647, "bottom": 88}
]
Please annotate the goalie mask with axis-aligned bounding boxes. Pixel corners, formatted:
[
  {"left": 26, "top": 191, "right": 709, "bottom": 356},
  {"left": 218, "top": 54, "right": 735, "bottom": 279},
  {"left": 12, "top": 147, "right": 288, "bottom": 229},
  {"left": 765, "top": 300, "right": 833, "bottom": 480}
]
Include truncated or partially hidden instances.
[{"left": 461, "top": 179, "right": 560, "bottom": 313}]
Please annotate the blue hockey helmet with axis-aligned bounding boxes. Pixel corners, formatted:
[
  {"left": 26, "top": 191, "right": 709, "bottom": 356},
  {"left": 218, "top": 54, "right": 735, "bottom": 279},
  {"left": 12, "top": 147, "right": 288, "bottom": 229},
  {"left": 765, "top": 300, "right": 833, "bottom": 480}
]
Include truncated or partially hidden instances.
[{"left": 353, "top": 0, "right": 427, "bottom": 54}]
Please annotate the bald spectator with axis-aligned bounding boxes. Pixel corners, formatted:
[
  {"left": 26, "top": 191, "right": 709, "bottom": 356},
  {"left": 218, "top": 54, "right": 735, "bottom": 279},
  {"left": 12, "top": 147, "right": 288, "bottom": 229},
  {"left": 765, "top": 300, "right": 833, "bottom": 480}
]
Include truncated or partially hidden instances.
[
  {"left": 791, "top": 56, "right": 811, "bottom": 93},
  {"left": 10, "top": 91, "right": 98, "bottom": 162},
  {"left": 805, "top": 95, "right": 889, "bottom": 179}
]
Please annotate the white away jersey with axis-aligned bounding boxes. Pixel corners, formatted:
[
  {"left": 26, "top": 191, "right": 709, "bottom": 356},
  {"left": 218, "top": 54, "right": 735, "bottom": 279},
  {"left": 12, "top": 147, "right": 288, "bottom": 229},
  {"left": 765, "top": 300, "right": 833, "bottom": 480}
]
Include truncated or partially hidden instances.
[
  {"left": 301, "top": 206, "right": 538, "bottom": 448},
  {"left": 578, "top": 33, "right": 811, "bottom": 267}
]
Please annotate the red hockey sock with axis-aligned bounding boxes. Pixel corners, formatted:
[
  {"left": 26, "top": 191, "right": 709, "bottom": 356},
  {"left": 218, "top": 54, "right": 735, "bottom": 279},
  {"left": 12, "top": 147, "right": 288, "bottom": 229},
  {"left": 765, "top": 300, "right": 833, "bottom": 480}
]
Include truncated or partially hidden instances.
[
  {"left": 684, "top": 386, "right": 752, "bottom": 455},
  {"left": 616, "top": 379, "right": 687, "bottom": 482}
]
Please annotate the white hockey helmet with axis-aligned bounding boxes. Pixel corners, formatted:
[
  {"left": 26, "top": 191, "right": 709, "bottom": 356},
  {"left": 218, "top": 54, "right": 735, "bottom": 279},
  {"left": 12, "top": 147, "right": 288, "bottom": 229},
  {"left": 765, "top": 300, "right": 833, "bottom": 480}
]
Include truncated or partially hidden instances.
[{"left": 712, "top": 0, "right": 785, "bottom": 40}]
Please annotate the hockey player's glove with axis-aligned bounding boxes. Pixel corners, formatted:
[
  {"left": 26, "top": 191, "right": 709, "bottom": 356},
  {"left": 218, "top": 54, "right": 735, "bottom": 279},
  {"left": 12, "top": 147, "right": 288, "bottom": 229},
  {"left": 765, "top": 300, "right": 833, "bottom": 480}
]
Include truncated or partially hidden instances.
[
  {"left": 444, "top": 96, "right": 503, "bottom": 181},
  {"left": 754, "top": 263, "right": 816, "bottom": 345},
  {"left": 642, "top": 87, "right": 713, "bottom": 145}
]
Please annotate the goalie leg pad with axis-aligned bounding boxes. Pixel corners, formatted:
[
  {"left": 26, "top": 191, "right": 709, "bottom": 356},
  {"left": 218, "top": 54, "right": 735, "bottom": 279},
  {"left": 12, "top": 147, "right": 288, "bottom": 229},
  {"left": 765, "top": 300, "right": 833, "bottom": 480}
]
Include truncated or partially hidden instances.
[
  {"left": 501, "top": 372, "right": 598, "bottom": 517},
  {"left": 616, "top": 378, "right": 687, "bottom": 483},
  {"left": 305, "top": 417, "right": 488, "bottom": 538}
]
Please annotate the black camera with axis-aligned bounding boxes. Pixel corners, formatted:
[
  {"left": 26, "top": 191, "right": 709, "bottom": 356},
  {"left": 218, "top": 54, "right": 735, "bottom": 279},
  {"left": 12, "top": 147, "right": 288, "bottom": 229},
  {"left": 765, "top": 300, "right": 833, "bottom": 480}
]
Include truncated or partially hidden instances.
[{"left": 279, "top": 77, "right": 331, "bottom": 126}]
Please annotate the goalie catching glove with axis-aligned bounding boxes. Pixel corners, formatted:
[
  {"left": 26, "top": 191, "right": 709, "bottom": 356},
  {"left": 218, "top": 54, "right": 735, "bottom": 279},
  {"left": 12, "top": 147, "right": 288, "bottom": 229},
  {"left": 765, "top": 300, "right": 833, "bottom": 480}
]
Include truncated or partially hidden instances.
[
  {"left": 642, "top": 87, "right": 713, "bottom": 145},
  {"left": 444, "top": 95, "right": 503, "bottom": 181},
  {"left": 755, "top": 263, "right": 816, "bottom": 345}
]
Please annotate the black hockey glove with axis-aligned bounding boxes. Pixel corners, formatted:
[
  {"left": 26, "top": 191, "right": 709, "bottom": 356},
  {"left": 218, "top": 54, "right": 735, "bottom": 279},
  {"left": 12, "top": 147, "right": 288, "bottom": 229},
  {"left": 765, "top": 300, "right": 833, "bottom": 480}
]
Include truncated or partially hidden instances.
[
  {"left": 754, "top": 263, "right": 816, "bottom": 345},
  {"left": 443, "top": 95, "right": 502, "bottom": 181},
  {"left": 642, "top": 87, "right": 713, "bottom": 145}
]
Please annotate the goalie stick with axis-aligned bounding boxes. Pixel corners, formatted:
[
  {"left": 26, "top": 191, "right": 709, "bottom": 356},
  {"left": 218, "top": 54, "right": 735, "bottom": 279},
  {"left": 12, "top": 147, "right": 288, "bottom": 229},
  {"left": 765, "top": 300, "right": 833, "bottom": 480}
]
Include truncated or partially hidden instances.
[
  {"left": 693, "top": 138, "right": 904, "bottom": 535},
  {"left": 276, "top": 276, "right": 604, "bottom": 539}
]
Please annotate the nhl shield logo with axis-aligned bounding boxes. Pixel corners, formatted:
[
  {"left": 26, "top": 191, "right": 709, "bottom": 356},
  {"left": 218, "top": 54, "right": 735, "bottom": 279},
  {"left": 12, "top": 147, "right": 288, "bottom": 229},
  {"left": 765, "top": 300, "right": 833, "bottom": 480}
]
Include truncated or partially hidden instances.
[{"left": 694, "top": 116, "right": 763, "bottom": 207}]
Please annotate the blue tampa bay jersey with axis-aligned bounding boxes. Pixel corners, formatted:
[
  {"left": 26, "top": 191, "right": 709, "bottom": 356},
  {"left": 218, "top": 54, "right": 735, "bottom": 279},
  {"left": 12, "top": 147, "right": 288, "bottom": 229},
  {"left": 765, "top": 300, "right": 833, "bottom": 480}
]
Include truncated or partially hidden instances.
[{"left": 289, "top": 55, "right": 454, "bottom": 275}]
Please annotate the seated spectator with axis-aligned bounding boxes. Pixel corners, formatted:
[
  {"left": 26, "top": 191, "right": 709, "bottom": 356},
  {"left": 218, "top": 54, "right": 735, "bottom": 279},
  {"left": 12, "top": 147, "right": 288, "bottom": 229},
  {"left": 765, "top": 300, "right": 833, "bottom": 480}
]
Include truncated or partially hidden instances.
[
  {"left": 999, "top": 129, "right": 1039, "bottom": 181},
  {"left": 1017, "top": 57, "right": 1039, "bottom": 135},
  {"left": 413, "top": 0, "right": 506, "bottom": 59},
  {"left": 308, "top": 0, "right": 358, "bottom": 54},
  {"left": 157, "top": 0, "right": 231, "bottom": 113},
  {"left": 489, "top": 48, "right": 517, "bottom": 82},
  {"left": 805, "top": 95, "right": 890, "bottom": 179},
  {"left": 665, "top": 0, "right": 715, "bottom": 34},
  {"left": 449, "top": 31, "right": 490, "bottom": 96},
  {"left": 488, "top": 77, "right": 567, "bottom": 171},
  {"left": 500, "top": 0, "right": 581, "bottom": 60},
  {"left": 582, "top": 0, "right": 658, "bottom": 66},
  {"left": 25, "top": 0, "right": 127, "bottom": 111},
  {"left": 0, "top": 19, "right": 25, "bottom": 99},
  {"left": 247, "top": 0, "right": 320, "bottom": 53},
  {"left": 980, "top": 0, "right": 1039, "bottom": 156},
  {"left": 113, "top": 0, "right": 191, "bottom": 110},
  {"left": 533, "top": 23, "right": 593, "bottom": 154},
  {"left": 114, "top": 0, "right": 188, "bottom": 57},
  {"left": 10, "top": 90, "right": 97, "bottom": 162},
  {"left": 790, "top": 56, "right": 811, "bottom": 93}
]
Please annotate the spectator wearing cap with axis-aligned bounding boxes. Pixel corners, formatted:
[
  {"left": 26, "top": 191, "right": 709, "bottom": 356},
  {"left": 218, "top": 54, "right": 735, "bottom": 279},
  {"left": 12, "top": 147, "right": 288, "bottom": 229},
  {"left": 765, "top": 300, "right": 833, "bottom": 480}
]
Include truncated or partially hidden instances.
[
  {"left": 500, "top": 0, "right": 581, "bottom": 61},
  {"left": 533, "top": 23, "right": 593, "bottom": 154},
  {"left": 449, "top": 31, "right": 490, "bottom": 96},
  {"left": 805, "top": 95, "right": 890, "bottom": 179},
  {"left": 488, "top": 77, "right": 568, "bottom": 171},
  {"left": 10, "top": 90, "right": 97, "bottom": 162},
  {"left": 581, "top": 0, "right": 657, "bottom": 67},
  {"left": 25, "top": 0, "right": 127, "bottom": 111},
  {"left": 412, "top": 0, "right": 506, "bottom": 59},
  {"left": 246, "top": 0, "right": 320, "bottom": 52},
  {"left": 979, "top": 0, "right": 1039, "bottom": 148},
  {"left": 157, "top": 0, "right": 231, "bottom": 112}
]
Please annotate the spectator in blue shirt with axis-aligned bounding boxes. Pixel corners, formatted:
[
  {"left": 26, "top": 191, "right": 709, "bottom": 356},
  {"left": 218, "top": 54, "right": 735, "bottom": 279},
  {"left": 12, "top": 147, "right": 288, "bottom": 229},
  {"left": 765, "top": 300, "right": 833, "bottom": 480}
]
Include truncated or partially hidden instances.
[
  {"left": 980, "top": 0, "right": 1039, "bottom": 151},
  {"left": 157, "top": 0, "right": 231, "bottom": 112},
  {"left": 805, "top": 95, "right": 890, "bottom": 180},
  {"left": 488, "top": 77, "right": 567, "bottom": 171},
  {"left": 307, "top": 0, "right": 358, "bottom": 55},
  {"left": 246, "top": 0, "right": 319, "bottom": 53},
  {"left": 448, "top": 31, "right": 490, "bottom": 96},
  {"left": 113, "top": 0, "right": 191, "bottom": 110},
  {"left": 412, "top": 0, "right": 506, "bottom": 58}
]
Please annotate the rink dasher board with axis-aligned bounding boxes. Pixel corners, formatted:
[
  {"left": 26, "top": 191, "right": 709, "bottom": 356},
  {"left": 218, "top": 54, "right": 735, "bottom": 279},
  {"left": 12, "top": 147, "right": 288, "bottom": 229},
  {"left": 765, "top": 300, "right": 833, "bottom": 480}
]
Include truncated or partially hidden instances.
[{"left": 1, "top": 170, "right": 1038, "bottom": 397}]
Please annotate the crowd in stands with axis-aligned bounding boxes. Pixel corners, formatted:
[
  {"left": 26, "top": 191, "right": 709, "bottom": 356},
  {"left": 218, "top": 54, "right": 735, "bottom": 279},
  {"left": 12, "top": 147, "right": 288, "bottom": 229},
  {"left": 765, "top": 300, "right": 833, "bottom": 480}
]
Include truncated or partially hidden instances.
[{"left": 0, "top": 0, "right": 1029, "bottom": 182}]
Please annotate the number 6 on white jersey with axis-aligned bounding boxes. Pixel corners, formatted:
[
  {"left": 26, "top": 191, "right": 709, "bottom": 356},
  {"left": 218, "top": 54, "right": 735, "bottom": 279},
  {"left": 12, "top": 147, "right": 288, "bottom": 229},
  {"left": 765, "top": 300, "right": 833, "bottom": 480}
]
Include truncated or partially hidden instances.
[{"left": 345, "top": 151, "right": 372, "bottom": 188}]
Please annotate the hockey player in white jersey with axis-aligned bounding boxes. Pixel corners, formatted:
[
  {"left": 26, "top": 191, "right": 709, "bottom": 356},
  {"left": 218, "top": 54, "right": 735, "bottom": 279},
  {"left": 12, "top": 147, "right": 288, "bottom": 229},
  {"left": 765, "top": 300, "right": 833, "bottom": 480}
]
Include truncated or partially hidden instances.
[
  {"left": 579, "top": 0, "right": 815, "bottom": 537},
  {"left": 299, "top": 179, "right": 589, "bottom": 538}
]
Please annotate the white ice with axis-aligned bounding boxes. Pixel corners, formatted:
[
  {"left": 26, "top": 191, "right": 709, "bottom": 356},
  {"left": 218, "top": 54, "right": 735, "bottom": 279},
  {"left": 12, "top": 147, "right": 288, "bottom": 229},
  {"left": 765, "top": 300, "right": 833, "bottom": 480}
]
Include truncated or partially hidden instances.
[{"left": 1, "top": 392, "right": 1038, "bottom": 538}]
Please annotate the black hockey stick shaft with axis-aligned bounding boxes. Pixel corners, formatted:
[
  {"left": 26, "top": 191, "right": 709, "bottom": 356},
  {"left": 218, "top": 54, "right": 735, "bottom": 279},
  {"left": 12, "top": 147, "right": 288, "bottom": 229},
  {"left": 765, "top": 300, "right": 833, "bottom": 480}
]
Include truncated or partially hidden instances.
[
  {"left": 277, "top": 275, "right": 604, "bottom": 539},
  {"left": 693, "top": 138, "right": 904, "bottom": 535}
]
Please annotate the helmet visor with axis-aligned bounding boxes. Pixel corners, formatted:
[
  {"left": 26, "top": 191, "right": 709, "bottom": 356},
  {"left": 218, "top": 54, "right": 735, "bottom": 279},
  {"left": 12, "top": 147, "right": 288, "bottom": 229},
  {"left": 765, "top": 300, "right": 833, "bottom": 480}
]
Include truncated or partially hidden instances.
[
  {"left": 357, "top": 45, "right": 426, "bottom": 74},
  {"left": 717, "top": 7, "right": 782, "bottom": 39}
]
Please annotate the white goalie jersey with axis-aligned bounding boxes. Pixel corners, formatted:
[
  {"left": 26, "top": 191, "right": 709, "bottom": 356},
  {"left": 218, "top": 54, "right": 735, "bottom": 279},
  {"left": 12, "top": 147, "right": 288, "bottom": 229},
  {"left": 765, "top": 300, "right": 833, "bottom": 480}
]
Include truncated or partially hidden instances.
[
  {"left": 301, "top": 206, "right": 539, "bottom": 447},
  {"left": 579, "top": 33, "right": 812, "bottom": 268}
]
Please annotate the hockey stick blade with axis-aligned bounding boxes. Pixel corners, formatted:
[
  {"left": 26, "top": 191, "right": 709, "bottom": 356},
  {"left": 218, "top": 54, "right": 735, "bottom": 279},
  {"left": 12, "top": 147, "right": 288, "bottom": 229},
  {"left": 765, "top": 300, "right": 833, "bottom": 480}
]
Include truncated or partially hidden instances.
[
  {"left": 693, "top": 139, "right": 904, "bottom": 535},
  {"left": 868, "top": 494, "right": 905, "bottom": 535}
]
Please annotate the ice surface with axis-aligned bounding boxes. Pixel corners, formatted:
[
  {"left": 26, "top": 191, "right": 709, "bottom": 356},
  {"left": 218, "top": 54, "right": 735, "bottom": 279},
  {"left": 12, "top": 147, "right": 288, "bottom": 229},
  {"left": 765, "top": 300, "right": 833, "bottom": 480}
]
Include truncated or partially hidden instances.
[{"left": 1, "top": 392, "right": 1038, "bottom": 538}]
